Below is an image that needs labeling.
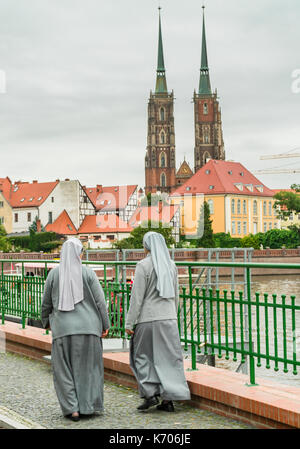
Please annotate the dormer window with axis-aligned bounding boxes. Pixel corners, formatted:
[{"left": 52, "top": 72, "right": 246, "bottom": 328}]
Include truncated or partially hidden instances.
[
  {"left": 186, "top": 187, "right": 191, "bottom": 191},
  {"left": 38, "top": 196, "right": 42, "bottom": 201},
  {"left": 209, "top": 185, "right": 214, "bottom": 190},
  {"left": 228, "top": 170, "right": 232, "bottom": 175},
  {"left": 245, "top": 184, "right": 253, "bottom": 192},
  {"left": 20, "top": 198, "right": 25, "bottom": 202},
  {"left": 29, "top": 197, "right": 33, "bottom": 202},
  {"left": 256, "top": 185, "right": 264, "bottom": 193},
  {"left": 240, "top": 172, "right": 244, "bottom": 177},
  {"left": 205, "top": 169, "right": 210, "bottom": 175},
  {"left": 235, "top": 183, "right": 243, "bottom": 191}
]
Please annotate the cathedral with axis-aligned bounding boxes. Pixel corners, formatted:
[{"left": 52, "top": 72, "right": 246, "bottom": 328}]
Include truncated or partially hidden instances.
[{"left": 145, "top": 7, "right": 225, "bottom": 195}]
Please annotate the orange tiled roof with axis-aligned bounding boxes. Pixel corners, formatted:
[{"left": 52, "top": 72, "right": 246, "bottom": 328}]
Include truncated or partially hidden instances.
[
  {"left": 45, "top": 210, "right": 77, "bottom": 235},
  {"left": 0, "top": 177, "right": 12, "bottom": 203},
  {"left": 171, "top": 160, "right": 274, "bottom": 197},
  {"left": 84, "top": 185, "right": 137, "bottom": 211},
  {"left": 7, "top": 180, "right": 59, "bottom": 208},
  {"left": 78, "top": 214, "right": 133, "bottom": 234},
  {"left": 129, "top": 205, "right": 179, "bottom": 227}
]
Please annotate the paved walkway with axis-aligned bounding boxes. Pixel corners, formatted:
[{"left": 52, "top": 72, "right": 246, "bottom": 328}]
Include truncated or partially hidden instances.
[{"left": 0, "top": 352, "right": 253, "bottom": 429}]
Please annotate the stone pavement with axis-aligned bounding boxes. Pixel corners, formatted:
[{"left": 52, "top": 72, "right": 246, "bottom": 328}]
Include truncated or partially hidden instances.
[{"left": 0, "top": 352, "right": 253, "bottom": 429}]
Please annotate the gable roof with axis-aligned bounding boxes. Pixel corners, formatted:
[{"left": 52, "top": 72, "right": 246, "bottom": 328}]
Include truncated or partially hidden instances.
[
  {"left": 176, "top": 160, "right": 193, "bottom": 178},
  {"left": 84, "top": 185, "right": 137, "bottom": 211},
  {"left": 8, "top": 180, "right": 59, "bottom": 208},
  {"left": 0, "top": 177, "right": 12, "bottom": 204},
  {"left": 129, "top": 204, "right": 179, "bottom": 227},
  {"left": 171, "top": 160, "right": 274, "bottom": 197},
  {"left": 45, "top": 210, "right": 77, "bottom": 235},
  {"left": 78, "top": 214, "right": 133, "bottom": 234}
]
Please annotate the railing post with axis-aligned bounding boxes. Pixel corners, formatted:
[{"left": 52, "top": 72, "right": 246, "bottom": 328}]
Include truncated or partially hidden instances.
[{"left": 246, "top": 267, "right": 257, "bottom": 386}]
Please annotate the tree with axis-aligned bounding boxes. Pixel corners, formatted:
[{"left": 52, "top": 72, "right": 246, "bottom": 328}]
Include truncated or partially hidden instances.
[
  {"left": 196, "top": 202, "right": 215, "bottom": 248},
  {"left": 273, "top": 188, "right": 300, "bottom": 219},
  {"left": 0, "top": 225, "right": 11, "bottom": 252},
  {"left": 114, "top": 220, "right": 175, "bottom": 249},
  {"left": 29, "top": 216, "right": 45, "bottom": 233},
  {"left": 140, "top": 192, "right": 169, "bottom": 207}
]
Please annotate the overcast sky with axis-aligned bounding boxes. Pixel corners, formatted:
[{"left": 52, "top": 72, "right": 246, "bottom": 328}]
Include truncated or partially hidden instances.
[{"left": 0, "top": 0, "right": 299, "bottom": 190}]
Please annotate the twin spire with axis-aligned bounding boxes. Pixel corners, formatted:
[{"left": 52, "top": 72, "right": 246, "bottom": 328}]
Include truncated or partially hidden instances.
[{"left": 154, "top": 6, "right": 212, "bottom": 96}]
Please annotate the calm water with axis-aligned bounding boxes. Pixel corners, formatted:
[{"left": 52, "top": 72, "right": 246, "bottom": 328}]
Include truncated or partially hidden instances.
[{"left": 215, "top": 274, "right": 300, "bottom": 387}]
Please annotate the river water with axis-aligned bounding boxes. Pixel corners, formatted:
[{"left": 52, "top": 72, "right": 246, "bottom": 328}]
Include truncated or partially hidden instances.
[{"left": 214, "top": 274, "right": 300, "bottom": 387}]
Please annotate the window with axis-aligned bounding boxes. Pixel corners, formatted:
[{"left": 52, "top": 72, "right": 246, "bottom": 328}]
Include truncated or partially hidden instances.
[
  {"left": 160, "top": 131, "right": 165, "bottom": 144},
  {"left": 27, "top": 213, "right": 31, "bottom": 222},
  {"left": 161, "top": 173, "right": 166, "bottom": 188},
  {"left": 0, "top": 201, "right": 4, "bottom": 208},
  {"left": 243, "top": 200, "right": 247, "bottom": 214},
  {"left": 160, "top": 152, "right": 166, "bottom": 168},
  {"left": 14, "top": 213, "right": 18, "bottom": 223},
  {"left": 253, "top": 200, "right": 257, "bottom": 215},
  {"left": 107, "top": 235, "right": 115, "bottom": 240},
  {"left": 48, "top": 212, "right": 53, "bottom": 224},
  {"left": 204, "top": 127, "right": 209, "bottom": 143},
  {"left": 0, "top": 217, "right": 4, "bottom": 224},
  {"left": 207, "top": 200, "right": 214, "bottom": 214},
  {"left": 268, "top": 201, "right": 272, "bottom": 216},
  {"left": 203, "top": 103, "right": 208, "bottom": 115},
  {"left": 51, "top": 197, "right": 54, "bottom": 203},
  {"left": 237, "top": 221, "right": 241, "bottom": 235},
  {"left": 263, "top": 201, "right": 267, "bottom": 216},
  {"left": 243, "top": 222, "right": 247, "bottom": 235},
  {"left": 231, "top": 199, "right": 235, "bottom": 214},
  {"left": 269, "top": 222, "right": 272, "bottom": 230},
  {"left": 237, "top": 199, "right": 241, "bottom": 214},
  {"left": 231, "top": 221, "right": 236, "bottom": 235},
  {"left": 160, "top": 108, "right": 165, "bottom": 121},
  {"left": 264, "top": 222, "right": 267, "bottom": 232},
  {"left": 289, "top": 214, "right": 294, "bottom": 221},
  {"left": 83, "top": 196, "right": 87, "bottom": 204}
]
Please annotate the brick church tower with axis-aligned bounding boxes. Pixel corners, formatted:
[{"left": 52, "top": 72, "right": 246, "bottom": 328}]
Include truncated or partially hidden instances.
[
  {"left": 145, "top": 9, "right": 176, "bottom": 195},
  {"left": 193, "top": 6, "right": 225, "bottom": 173}
]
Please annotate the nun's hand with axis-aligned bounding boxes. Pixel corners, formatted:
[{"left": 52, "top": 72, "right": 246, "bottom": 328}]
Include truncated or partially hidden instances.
[
  {"left": 125, "top": 329, "right": 134, "bottom": 336},
  {"left": 101, "top": 329, "right": 109, "bottom": 338}
]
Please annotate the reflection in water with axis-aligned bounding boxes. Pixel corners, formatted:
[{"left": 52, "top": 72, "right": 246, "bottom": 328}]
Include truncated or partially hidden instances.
[{"left": 215, "top": 275, "right": 300, "bottom": 387}]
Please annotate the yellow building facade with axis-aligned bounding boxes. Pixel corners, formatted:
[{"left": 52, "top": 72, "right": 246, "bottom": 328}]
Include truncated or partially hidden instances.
[{"left": 0, "top": 192, "right": 13, "bottom": 234}]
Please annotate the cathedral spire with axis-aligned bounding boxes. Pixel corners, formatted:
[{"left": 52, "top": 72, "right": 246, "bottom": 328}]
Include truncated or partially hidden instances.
[
  {"left": 199, "top": 6, "right": 212, "bottom": 95},
  {"left": 155, "top": 7, "right": 168, "bottom": 94}
]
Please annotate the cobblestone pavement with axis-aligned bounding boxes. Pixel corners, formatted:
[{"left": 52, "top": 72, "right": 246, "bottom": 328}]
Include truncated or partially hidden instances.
[{"left": 0, "top": 353, "right": 253, "bottom": 429}]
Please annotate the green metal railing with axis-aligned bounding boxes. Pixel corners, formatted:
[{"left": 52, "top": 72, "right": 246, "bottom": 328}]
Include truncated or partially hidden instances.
[{"left": 0, "top": 259, "right": 300, "bottom": 385}]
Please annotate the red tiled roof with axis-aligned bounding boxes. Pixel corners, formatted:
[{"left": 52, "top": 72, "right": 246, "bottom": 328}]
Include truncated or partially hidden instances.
[
  {"left": 0, "top": 177, "right": 12, "bottom": 203},
  {"left": 7, "top": 180, "right": 59, "bottom": 208},
  {"left": 45, "top": 210, "right": 77, "bottom": 235},
  {"left": 129, "top": 205, "right": 179, "bottom": 227},
  {"left": 78, "top": 214, "right": 133, "bottom": 234},
  {"left": 84, "top": 185, "right": 137, "bottom": 211},
  {"left": 171, "top": 160, "right": 275, "bottom": 197},
  {"left": 272, "top": 189, "right": 298, "bottom": 195}
]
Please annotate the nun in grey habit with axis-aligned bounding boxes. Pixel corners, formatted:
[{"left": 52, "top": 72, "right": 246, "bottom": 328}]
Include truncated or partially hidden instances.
[
  {"left": 41, "top": 238, "right": 110, "bottom": 422},
  {"left": 125, "top": 231, "right": 190, "bottom": 412}
]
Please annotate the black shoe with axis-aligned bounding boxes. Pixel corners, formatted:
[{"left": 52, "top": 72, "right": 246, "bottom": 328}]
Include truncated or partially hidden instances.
[
  {"left": 66, "top": 413, "right": 80, "bottom": 422},
  {"left": 137, "top": 396, "right": 159, "bottom": 411},
  {"left": 156, "top": 401, "right": 175, "bottom": 412}
]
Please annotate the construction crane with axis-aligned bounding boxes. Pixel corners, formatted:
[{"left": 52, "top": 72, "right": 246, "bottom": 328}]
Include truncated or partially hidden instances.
[
  {"left": 259, "top": 147, "right": 300, "bottom": 160},
  {"left": 254, "top": 147, "right": 300, "bottom": 174}
]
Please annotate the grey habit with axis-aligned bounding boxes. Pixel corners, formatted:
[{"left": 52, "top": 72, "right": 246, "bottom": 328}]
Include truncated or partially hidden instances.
[
  {"left": 125, "top": 250, "right": 190, "bottom": 401},
  {"left": 41, "top": 265, "right": 110, "bottom": 416}
]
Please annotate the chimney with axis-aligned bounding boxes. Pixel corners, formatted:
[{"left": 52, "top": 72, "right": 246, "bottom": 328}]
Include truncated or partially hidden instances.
[
  {"left": 32, "top": 180, "right": 38, "bottom": 183},
  {"left": 158, "top": 201, "right": 163, "bottom": 214},
  {"left": 65, "top": 178, "right": 70, "bottom": 181},
  {"left": 96, "top": 184, "right": 103, "bottom": 193},
  {"left": 36, "top": 219, "right": 42, "bottom": 233}
]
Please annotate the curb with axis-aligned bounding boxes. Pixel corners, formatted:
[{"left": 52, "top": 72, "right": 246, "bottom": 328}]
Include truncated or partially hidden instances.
[{"left": 0, "top": 406, "right": 45, "bottom": 429}]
